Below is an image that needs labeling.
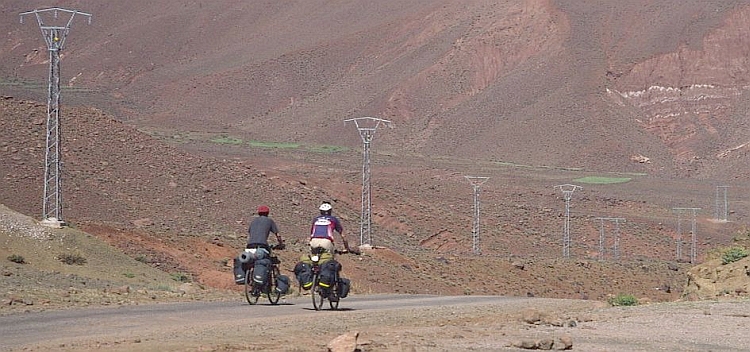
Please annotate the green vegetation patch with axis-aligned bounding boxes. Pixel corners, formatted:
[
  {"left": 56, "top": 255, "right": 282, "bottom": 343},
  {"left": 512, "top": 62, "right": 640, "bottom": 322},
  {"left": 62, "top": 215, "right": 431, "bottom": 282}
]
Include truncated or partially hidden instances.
[
  {"left": 608, "top": 293, "right": 638, "bottom": 306},
  {"left": 573, "top": 176, "right": 632, "bottom": 184},
  {"left": 247, "top": 140, "right": 300, "bottom": 149},
  {"left": 7, "top": 254, "right": 26, "bottom": 264},
  {"left": 306, "top": 144, "right": 348, "bottom": 153},
  {"left": 210, "top": 136, "right": 244, "bottom": 145},
  {"left": 721, "top": 246, "right": 748, "bottom": 265},
  {"left": 57, "top": 252, "right": 87, "bottom": 265}
]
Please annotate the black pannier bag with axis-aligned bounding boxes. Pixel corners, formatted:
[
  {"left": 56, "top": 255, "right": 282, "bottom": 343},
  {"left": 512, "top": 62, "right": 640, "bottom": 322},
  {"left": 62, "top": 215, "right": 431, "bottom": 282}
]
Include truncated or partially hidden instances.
[
  {"left": 275, "top": 274, "right": 291, "bottom": 294},
  {"left": 252, "top": 258, "right": 272, "bottom": 285},
  {"left": 337, "top": 277, "right": 351, "bottom": 298},
  {"left": 294, "top": 261, "right": 313, "bottom": 290},
  {"left": 233, "top": 257, "right": 246, "bottom": 285},
  {"left": 318, "top": 260, "right": 341, "bottom": 288}
]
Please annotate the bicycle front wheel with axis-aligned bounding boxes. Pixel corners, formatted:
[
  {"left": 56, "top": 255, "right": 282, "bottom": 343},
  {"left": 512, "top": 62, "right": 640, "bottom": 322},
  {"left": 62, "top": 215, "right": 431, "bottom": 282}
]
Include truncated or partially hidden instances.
[
  {"left": 311, "top": 275, "right": 325, "bottom": 311},
  {"left": 267, "top": 266, "right": 281, "bottom": 305},
  {"left": 244, "top": 268, "right": 259, "bottom": 305}
]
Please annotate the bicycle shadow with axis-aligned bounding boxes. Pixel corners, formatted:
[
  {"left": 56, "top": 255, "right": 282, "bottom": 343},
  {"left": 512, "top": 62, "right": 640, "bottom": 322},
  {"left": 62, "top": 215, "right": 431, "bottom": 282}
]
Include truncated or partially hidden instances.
[{"left": 300, "top": 307, "right": 355, "bottom": 311}]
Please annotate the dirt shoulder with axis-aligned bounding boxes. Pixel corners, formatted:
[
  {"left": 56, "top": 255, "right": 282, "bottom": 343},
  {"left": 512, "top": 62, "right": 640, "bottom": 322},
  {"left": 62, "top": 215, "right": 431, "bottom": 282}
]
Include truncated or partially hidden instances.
[{"left": 2, "top": 295, "right": 749, "bottom": 352}]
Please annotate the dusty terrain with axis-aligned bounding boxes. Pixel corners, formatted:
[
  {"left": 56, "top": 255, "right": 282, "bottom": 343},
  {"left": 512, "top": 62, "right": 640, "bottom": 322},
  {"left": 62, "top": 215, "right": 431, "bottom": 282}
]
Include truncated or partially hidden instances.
[
  {"left": 4, "top": 294, "right": 750, "bottom": 352},
  {"left": 2, "top": 1, "right": 750, "bottom": 350}
]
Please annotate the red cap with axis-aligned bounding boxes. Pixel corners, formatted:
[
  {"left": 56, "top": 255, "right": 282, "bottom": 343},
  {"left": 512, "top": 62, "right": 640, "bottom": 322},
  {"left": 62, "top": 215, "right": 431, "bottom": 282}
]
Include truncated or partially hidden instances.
[{"left": 257, "top": 205, "right": 270, "bottom": 213}]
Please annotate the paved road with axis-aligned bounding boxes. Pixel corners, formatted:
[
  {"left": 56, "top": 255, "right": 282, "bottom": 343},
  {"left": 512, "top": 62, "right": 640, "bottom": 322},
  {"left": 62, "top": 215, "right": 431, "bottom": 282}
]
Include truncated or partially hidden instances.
[{"left": 0, "top": 294, "right": 523, "bottom": 351}]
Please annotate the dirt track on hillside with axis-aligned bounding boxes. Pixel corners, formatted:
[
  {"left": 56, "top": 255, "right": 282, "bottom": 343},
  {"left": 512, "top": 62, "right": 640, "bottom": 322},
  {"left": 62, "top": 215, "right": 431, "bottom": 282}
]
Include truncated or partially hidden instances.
[{"left": 1, "top": 295, "right": 749, "bottom": 352}]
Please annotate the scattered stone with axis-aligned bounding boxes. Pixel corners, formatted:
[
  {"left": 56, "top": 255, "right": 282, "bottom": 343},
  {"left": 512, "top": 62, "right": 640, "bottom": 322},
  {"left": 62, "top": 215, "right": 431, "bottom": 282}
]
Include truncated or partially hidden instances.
[
  {"left": 327, "top": 331, "right": 359, "bottom": 352},
  {"left": 110, "top": 285, "right": 131, "bottom": 295},
  {"left": 553, "top": 335, "right": 573, "bottom": 350},
  {"left": 132, "top": 218, "right": 154, "bottom": 228},
  {"left": 511, "top": 339, "right": 537, "bottom": 349},
  {"left": 179, "top": 283, "right": 199, "bottom": 295},
  {"left": 521, "top": 308, "right": 543, "bottom": 324}
]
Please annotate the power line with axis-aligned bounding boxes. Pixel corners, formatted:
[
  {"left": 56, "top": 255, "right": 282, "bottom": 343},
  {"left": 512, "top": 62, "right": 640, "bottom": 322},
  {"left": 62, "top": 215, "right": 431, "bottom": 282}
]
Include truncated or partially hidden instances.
[
  {"left": 555, "top": 184, "right": 582, "bottom": 258},
  {"left": 673, "top": 207, "right": 700, "bottom": 263},
  {"left": 344, "top": 117, "right": 393, "bottom": 246},
  {"left": 465, "top": 176, "right": 489, "bottom": 255},
  {"left": 715, "top": 185, "right": 729, "bottom": 222},
  {"left": 594, "top": 217, "right": 626, "bottom": 261},
  {"left": 20, "top": 7, "right": 92, "bottom": 228}
]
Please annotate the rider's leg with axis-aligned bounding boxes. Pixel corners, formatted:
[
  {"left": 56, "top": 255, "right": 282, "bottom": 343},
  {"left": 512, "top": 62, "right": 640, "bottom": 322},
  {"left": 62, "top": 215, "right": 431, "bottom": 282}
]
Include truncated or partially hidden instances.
[{"left": 309, "top": 238, "right": 335, "bottom": 256}]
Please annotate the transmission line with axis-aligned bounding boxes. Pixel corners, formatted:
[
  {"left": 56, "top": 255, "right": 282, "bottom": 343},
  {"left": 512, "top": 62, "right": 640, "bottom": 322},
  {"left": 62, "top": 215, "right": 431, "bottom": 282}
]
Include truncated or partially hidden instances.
[
  {"left": 594, "top": 217, "right": 626, "bottom": 260},
  {"left": 555, "top": 184, "right": 582, "bottom": 258},
  {"left": 465, "top": 176, "right": 489, "bottom": 255},
  {"left": 20, "top": 7, "right": 92, "bottom": 228},
  {"left": 344, "top": 117, "right": 393, "bottom": 246},
  {"left": 673, "top": 207, "right": 700, "bottom": 263},
  {"left": 715, "top": 186, "right": 729, "bottom": 222}
]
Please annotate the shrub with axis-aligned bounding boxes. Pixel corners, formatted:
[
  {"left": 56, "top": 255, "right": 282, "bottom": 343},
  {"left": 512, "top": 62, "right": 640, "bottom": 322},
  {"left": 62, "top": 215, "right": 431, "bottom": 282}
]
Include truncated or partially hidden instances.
[
  {"left": 171, "top": 272, "right": 191, "bottom": 283},
  {"left": 7, "top": 254, "right": 25, "bottom": 264},
  {"left": 608, "top": 293, "right": 638, "bottom": 306},
  {"left": 721, "top": 247, "right": 748, "bottom": 265},
  {"left": 123, "top": 272, "right": 136, "bottom": 278},
  {"left": 57, "top": 253, "right": 87, "bottom": 265}
]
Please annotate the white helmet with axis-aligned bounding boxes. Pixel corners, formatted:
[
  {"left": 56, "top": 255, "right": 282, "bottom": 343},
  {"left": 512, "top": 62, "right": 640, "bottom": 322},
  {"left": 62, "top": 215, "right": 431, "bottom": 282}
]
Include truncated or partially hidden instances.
[{"left": 319, "top": 203, "right": 332, "bottom": 211}]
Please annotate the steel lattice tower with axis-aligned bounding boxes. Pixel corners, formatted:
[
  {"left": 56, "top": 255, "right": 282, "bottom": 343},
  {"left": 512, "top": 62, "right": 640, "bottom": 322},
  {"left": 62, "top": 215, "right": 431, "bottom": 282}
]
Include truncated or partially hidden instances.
[
  {"left": 465, "top": 176, "right": 489, "bottom": 255},
  {"left": 555, "top": 184, "right": 582, "bottom": 258},
  {"left": 673, "top": 207, "right": 700, "bottom": 263},
  {"left": 595, "top": 217, "right": 625, "bottom": 260},
  {"left": 715, "top": 186, "right": 729, "bottom": 222},
  {"left": 344, "top": 117, "right": 393, "bottom": 246},
  {"left": 20, "top": 8, "right": 91, "bottom": 228}
]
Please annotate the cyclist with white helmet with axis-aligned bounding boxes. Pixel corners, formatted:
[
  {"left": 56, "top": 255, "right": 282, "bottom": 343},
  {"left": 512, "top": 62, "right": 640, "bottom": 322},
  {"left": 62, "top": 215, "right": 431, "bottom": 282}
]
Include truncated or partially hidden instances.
[{"left": 309, "top": 201, "right": 359, "bottom": 256}]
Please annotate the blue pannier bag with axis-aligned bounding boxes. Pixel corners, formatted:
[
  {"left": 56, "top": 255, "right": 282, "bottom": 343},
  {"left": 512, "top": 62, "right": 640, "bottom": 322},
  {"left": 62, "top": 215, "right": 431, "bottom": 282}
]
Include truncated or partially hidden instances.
[
  {"left": 275, "top": 274, "right": 290, "bottom": 294},
  {"left": 294, "top": 261, "right": 313, "bottom": 290},
  {"left": 253, "top": 258, "right": 271, "bottom": 285},
  {"left": 337, "top": 277, "right": 351, "bottom": 298},
  {"left": 318, "top": 260, "right": 341, "bottom": 288},
  {"left": 233, "top": 257, "right": 246, "bottom": 285}
]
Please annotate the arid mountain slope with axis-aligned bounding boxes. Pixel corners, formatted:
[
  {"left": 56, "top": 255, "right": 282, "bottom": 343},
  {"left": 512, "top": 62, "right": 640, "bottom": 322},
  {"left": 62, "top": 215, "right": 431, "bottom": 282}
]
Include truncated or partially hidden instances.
[
  {"left": 2, "top": 1, "right": 750, "bottom": 178},
  {"left": 3, "top": 1, "right": 750, "bottom": 303}
]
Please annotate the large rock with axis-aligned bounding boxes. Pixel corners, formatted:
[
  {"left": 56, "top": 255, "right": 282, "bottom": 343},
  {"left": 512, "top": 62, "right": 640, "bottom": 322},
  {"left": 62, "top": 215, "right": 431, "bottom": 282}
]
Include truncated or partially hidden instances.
[{"left": 683, "top": 256, "right": 750, "bottom": 300}]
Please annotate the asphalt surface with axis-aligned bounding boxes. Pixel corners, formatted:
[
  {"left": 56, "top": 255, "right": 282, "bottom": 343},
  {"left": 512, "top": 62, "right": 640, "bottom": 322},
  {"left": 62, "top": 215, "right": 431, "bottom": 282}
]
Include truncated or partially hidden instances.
[{"left": 0, "top": 294, "right": 523, "bottom": 351}]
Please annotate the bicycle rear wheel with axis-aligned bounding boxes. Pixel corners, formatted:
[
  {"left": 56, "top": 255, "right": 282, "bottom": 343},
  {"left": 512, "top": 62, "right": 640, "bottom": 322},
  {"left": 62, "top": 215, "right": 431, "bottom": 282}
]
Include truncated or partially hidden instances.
[
  {"left": 328, "top": 281, "right": 340, "bottom": 310},
  {"left": 311, "top": 275, "right": 325, "bottom": 311},
  {"left": 267, "top": 266, "right": 281, "bottom": 305},
  {"left": 244, "top": 268, "right": 259, "bottom": 305}
]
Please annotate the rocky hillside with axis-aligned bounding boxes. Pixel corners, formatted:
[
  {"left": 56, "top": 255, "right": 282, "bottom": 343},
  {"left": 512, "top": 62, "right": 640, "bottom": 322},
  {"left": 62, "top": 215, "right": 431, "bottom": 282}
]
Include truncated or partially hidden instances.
[
  {"left": 1, "top": 1, "right": 750, "bottom": 179},
  {"left": 3, "top": 1, "right": 750, "bottom": 304}
]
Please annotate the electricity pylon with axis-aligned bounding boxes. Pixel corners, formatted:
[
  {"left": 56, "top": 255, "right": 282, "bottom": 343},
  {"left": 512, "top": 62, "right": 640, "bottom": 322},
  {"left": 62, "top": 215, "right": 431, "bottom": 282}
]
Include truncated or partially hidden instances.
[
  {"left": 594, "top": 217, "right": 626, "bottom": 260},
  {"left": 465, "top": 176, "right": 489, "bottom": 255},
  {"left": 673, "top": 207, "right": 700, "bottom": 263},
  {"left": 555, "top": 184, "right": 582, "bottom": 258},
  {"left": 20, "top": 7, "right": 92, "bottom": 228},
  {"left": 344, "top": 117, "right": 393, "bottom": 246},
  {"left": 715, "top": 186, "right": 729, "bottom": 222}
]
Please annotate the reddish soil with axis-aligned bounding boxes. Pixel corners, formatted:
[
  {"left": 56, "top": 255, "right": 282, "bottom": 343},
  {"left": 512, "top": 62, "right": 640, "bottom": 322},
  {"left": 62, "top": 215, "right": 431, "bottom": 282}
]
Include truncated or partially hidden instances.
[{"left": 2, "top": 0, "right": 750, "bottom": 305}]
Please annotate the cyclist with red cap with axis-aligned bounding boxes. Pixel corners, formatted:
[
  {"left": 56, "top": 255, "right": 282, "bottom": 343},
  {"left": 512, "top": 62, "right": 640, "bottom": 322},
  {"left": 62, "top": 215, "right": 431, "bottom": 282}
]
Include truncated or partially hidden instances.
[{"left": 246, "top": 205, "right": 284, "bottom": 255}]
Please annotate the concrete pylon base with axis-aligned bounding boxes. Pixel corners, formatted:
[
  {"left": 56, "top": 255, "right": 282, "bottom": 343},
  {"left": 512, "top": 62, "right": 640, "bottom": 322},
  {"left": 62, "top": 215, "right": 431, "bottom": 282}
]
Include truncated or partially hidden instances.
[{"left": 40, "top": 217, "right": 65, "bottom": 229}]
